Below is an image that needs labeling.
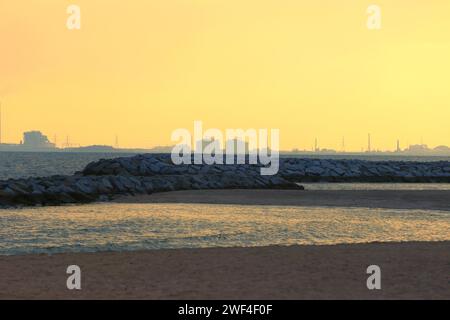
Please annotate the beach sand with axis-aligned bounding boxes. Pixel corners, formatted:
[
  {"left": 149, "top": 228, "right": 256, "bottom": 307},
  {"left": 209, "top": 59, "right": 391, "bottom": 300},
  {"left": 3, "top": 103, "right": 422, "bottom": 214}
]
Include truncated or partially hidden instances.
[
  {"left": 114, "top": 189, "right": 450, "bottom": 211},
  {"left": 2, "top": 189, "right": 449, "bottom": 300},
  {"left": 0, "top": 242, "right": 449, "bottom": 299}
]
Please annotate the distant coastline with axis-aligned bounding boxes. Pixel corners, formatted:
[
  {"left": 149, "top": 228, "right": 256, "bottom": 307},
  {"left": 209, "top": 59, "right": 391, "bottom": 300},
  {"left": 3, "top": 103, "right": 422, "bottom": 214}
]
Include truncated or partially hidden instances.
[
  {"left": 0, "top": 143, "right": 171, "bottom": 154},
  {"left": 1, "top": 130, "right": 450, "bottom": 156},
  {"left": 1, "top": 145, "right": 450, "bottom": 157}
]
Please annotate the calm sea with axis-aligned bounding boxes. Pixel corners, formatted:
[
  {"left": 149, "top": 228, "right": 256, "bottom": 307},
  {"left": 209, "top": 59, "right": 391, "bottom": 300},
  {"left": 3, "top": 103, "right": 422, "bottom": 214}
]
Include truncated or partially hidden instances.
[
  {"left": 0, "top": 203, "right": 449, "bottom": 255},
  {"left": 0, "top": 151, "right": 136, "bottom": 180}
]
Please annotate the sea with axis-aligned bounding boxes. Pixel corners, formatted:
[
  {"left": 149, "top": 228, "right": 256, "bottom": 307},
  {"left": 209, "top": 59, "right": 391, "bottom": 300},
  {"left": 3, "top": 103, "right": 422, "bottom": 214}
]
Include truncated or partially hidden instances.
[
  {"left": 1, "top": 151, "right": 450, "bottom": 181},
  {"left": 0, "top": 151, "right": 449, "bottom": 255}
]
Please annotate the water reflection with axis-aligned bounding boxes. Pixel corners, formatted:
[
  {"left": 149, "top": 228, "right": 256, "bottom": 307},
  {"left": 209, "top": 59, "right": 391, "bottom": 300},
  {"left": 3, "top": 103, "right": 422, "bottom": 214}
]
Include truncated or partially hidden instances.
[{"left": 0, "top": 203, "right": 449, "bottom": 255}]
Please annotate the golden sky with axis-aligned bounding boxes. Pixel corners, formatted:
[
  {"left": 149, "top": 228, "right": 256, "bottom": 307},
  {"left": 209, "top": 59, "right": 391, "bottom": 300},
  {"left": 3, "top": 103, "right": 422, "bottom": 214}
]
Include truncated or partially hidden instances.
[{"left": 1, "top": 0, "right": 449, "bottom": 150}]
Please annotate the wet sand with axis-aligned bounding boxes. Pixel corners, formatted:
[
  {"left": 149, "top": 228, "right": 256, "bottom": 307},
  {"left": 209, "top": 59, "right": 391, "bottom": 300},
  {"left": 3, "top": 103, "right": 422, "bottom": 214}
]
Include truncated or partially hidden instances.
[
  {"left": 0, "top": 242, "right": 449, "bottom": 299},
  {"left": 114, "top": 189, "right": 450, "bottom": 211}
]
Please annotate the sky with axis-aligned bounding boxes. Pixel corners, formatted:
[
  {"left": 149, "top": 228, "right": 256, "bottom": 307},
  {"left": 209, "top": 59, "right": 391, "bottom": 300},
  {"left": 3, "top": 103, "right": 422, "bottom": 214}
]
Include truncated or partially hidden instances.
[{"left": 1, "top": 0, "right": 450, "bottom": 151}]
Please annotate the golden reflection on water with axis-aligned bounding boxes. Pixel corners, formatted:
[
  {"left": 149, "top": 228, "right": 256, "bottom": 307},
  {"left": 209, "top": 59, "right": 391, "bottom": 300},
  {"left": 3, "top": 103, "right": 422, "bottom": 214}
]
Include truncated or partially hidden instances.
[{"left": 1, "top": 203, "right": 449, "bottom": 255}]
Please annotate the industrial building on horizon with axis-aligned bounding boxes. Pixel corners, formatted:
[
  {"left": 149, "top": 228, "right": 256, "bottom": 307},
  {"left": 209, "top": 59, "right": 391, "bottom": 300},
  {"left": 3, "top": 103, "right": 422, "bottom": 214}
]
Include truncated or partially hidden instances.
[
  {"left": 0, "top": 131, "right": 56, "bottom": 151},
  {"left": 0, "top": 127, "right": 449, "bottom": 156}
]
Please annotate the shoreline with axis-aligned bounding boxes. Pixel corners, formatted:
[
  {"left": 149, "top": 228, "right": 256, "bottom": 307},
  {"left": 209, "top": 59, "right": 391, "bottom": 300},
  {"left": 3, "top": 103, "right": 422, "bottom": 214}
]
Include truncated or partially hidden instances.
[
  {"left": 1, "top": 241, "right": 449, "bottom": 299},
  {"left": 114, "top": 189, "right": 450, "bottom": 211}
]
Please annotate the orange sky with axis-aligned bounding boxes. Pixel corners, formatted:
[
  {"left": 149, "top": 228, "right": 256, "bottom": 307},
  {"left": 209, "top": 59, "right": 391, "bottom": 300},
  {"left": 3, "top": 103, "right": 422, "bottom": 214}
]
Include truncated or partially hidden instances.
[{"left": 1, "top": 1, "right": 449, "bottom": 150}]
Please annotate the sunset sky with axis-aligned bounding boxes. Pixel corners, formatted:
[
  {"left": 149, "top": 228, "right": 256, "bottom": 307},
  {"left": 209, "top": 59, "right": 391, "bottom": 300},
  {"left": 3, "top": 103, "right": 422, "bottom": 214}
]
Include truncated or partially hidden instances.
[{"left": 1, "top": 0, "right": 449, "bottom": 150}]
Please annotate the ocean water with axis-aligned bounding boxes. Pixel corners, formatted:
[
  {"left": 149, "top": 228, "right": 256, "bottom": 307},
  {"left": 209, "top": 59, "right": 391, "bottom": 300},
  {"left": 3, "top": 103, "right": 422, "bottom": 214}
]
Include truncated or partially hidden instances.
[
  {"left": 1, "top": 151, "right": 450, "bottom": 181},
  {"left": 301, "top": 183, "right": 450, "bottom": 190},
  {"left": 0, "top": 203, "right": 449, "bottom": 255},
  {"left": 0, "top": 152, "right": 136, "bottom": 180}
]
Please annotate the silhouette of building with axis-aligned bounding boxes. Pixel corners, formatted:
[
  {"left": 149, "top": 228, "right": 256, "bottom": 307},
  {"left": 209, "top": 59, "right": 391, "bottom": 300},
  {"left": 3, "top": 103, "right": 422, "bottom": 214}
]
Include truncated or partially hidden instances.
[
  {"left": 404, "top": 144, "right": 429, "bottom": 154},
  {"left": 434, "top": 145, "right": 450, "bottom": 153},
  {"left": 23, "top": 131, "right": 56, "bottom": 149},
  {"left": 225, "top": 138, "right": 249, "bottom": 154}
]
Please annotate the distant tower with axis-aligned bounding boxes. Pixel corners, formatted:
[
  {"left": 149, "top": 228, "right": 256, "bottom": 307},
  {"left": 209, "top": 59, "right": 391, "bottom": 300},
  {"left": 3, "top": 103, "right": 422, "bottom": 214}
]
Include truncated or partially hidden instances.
[
  {"left": 314, "top": 138, "right": 318, "bottom": 152},
  {"left": 396, "top": 139, "right": 400, "bottom": 152},
  {"left": 368, "top": 134, "right": 371, "bottom": 153},
  {"left": 115, "top": 135, "right": 119, "bottom": 148},
  {"left": 54, "top": 134, "right": 57, "bottom": 148},
  {"left": 342, "top": 136, "right": 345, "bottom": 152}
]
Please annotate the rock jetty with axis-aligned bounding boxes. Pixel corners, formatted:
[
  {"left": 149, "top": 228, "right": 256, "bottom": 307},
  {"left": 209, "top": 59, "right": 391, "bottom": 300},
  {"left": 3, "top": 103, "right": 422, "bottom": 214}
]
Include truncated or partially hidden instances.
[
  {"left": 1, "top": 154, "right": 449, "bottom": 208},
  {"left": 0, "top": 154, "right": 299, "bottom": 208}
]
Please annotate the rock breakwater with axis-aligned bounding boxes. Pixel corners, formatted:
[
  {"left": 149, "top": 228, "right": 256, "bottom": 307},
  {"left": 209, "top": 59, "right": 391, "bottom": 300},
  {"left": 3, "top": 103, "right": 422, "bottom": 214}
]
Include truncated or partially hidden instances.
[
  {"left": 1, "top": 154, "right": 449, "bottom": 208},
  {"left": 0, "top": 154, "right": 299, "bottom": 208}
]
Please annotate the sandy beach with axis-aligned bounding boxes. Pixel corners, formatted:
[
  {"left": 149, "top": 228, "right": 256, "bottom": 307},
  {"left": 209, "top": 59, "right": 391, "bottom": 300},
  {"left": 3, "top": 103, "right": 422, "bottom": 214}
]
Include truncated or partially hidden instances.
[
  {"left": 0, "top": 241, "right": 449, "bottom": 300},
  {"left": 1, "top": 189, "right": 449, "bottom": 300},
  {"left": 114, "top": 189, "right": 450, "bottom": 211}
]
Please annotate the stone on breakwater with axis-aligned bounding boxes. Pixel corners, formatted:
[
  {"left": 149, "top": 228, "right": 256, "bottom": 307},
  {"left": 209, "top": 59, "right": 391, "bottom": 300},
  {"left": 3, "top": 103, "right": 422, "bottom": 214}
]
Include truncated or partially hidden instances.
[
  {"left": 2, "top": 154, "right": 450, "bottom": 208},
  {"left": 1, "top": 160, "right": 301, "bottom": 208},
  {"left": 80, "top": 154, "right": 450, "bottom": 183}
]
